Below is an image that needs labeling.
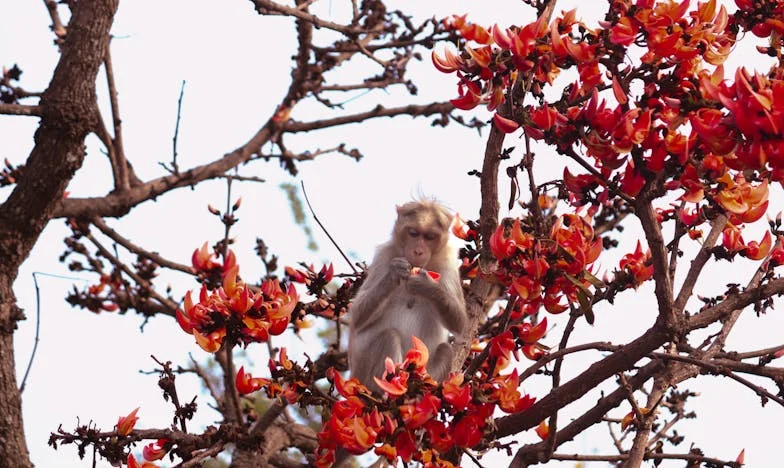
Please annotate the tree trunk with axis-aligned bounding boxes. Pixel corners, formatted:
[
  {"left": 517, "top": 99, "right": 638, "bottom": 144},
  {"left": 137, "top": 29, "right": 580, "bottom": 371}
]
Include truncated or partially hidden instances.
[{"left": 0, "top": 1, "right": 118, "bottom": 466}]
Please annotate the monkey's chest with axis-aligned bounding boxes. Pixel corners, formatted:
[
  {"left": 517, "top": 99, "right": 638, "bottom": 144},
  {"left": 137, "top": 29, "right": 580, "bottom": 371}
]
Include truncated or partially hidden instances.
[{"left": 388, "top": 293, "right": 447, "bottom": 346}]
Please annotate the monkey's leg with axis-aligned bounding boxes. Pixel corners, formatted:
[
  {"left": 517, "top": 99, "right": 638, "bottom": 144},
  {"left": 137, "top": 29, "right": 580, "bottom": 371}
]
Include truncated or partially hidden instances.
[
  {"left": 428, "top": 342, "right": 455, "bottom": 382},
  {"left": 364, "top": 328, "right": 403, "bottom": 393}
]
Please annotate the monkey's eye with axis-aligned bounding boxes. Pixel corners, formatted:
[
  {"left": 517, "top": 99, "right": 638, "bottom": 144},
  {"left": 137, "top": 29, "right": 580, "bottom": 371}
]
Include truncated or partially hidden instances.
[
  {"left": 408, "top": 229, "right": 420, "bottom": 238},
  {"left": 424, "top": 233, "right": 438, "bottom": 241}
]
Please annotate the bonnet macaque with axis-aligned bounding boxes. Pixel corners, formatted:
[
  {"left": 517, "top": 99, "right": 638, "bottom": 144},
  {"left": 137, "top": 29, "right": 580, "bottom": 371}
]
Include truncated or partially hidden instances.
[{"left": 348, "top": 200, "right": 467, "bottom": 392}]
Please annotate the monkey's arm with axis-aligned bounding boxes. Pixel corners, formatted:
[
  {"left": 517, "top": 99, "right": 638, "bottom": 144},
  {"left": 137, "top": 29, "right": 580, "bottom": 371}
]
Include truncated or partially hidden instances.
[
  {"left": 351, "top": 254, "right": 411, "bottom": 329},
  {"left": 408, "top": 271, "right": 467, "bottom": 333}
]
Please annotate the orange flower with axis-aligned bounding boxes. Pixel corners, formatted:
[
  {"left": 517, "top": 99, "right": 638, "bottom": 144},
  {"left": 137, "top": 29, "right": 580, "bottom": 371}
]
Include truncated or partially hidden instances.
[
  {"left": 619, "top": 241, "right": 654, "bottom": 286},
  {"left": 116, "top": 407, "right": 139, "bottom": 436},
  {"left": 609, "top": 16, "right": 638, "bottom": 46},
  {"left": 374, "top": 443, "right": 397, "bottom": 462},
  {"left": 493, "top": 113, "right": 520, "bottom": 133},
  {"left": 450, "top": 81, "right": 482, "bottom": 111},
  {"left": 191, "top": 242, "right": 220, "bottom": 272},
  {"left": 127, "top": 454, "right": 158, "bottom": 468},
  {"left": 442, "top": 373, "right": 471, "bottom": 410},
  {"left": 489, "top": 330, "right": 516, "bottom": 371},
  {"left": 394, "top": 430, "right": 417, "bottom": 463},
  {"left": 194, "top": 328, "right": 226, "bottom": 353},
  {"left": 620, "top": 407, "right": 650, "bottom": 430},
  {"left": 424, "top": 420, "right": 453, "bottom": 454},
  {"left": 235, "top": 366, "right": 269, "bottom": 395},
  {"left": 453, "top": 413, "right": 485, "bottom": 448},
  {"left": 400, "top": 394, "right": 441, "bottom": 429},
  {"left": 402, "top": 336, "right": 430, "bottom": 372},
  {"left": 722, "top": 224, "right": 746, "bottom": 252},
  {"left": 489, "top": 219, "right": 534, "bottom": 260},
  {"left": 327, "top": 367, "right": 367, "bottom": 397},
  {"left": 431, "top": 47, "right": 463, "bottom": 74},
  {"left": 373, "top": 358, "right": 409, "bottom": 396},
  {"left": 516, "top": 317, "right": 547, "bottom": 344},
  {"left": 494, "top": 369, "right": 536, "bottom": 413},
  {"left": 344, "top": 417, "right": 378, "bottom": 454},
  {"left": 522, "top": 343, "right": 547, "bottom": 360},
  {"left": 715, "top": 173, "right": 769, "bottom": 224},
  {"left": 535, "top": 420, "right": 550, "bottom": 440},
  {"left": 742, "top": 231, "right": 772, "bottom": 260},
  {"left": 142, "top": 439, "right": 169, "bottom": 461}
]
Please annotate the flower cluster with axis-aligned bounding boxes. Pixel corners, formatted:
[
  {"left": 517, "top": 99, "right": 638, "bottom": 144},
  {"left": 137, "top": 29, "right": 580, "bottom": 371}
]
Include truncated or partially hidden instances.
[
  {"left": 437, "top": 0, "right": 784, "bottom": 280},
  {"left": 314, "top": 338, "right": 536, "bottom": 467},
  {"left": 489, "top": 213, "right": 603, "bottom": 315},
  {"left": 234, "top": 347, "right": 331, "bottom": 406},
  {"left": 177, "top": 249, "right": 298, "bottom": 352}
]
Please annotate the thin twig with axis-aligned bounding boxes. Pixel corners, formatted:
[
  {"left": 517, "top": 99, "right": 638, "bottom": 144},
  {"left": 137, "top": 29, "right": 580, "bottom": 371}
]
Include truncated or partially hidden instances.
[
  {"left": 91, "top": 216, "right": 195, "bottom": 274},
  {"left": 650, "top": 351, "right": 784, "bottom": 406},
  {"left": 103, "top": 45, "right": 129, "bottom": 190},
  {"left": 82, "top": 229, "right": 179, "bottom": 313},
  {"left": 672, "top": 214, "right": 728, "bottom": 314},
  {"left": 546, "top": 452, "right": 739, "bottom": 466},
  {"left": 171, "top": 80, "right": 186, "bottom": 174},
  {"left": 300, "top": 181, "right": 357, "bottom": 274},
  {"left": 19, "top": 272, "right": 86, "bottom": 392}
]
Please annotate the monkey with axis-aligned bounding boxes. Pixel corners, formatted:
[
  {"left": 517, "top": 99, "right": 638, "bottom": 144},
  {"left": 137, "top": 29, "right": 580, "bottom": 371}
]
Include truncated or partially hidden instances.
[{"left": 348, "top": 200, "right": 467, "bottom": 393}]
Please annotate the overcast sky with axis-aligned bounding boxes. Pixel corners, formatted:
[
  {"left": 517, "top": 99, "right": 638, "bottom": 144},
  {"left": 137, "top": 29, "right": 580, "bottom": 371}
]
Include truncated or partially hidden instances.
[{"left": 2, "top": 1, "right": 783, "bottom": 467}]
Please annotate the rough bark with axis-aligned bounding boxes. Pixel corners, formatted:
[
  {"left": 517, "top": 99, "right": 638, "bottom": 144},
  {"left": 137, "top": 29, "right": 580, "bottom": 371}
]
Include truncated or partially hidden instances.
[{"left": 0, "top": 1, "right": 118, "bottom": 466}]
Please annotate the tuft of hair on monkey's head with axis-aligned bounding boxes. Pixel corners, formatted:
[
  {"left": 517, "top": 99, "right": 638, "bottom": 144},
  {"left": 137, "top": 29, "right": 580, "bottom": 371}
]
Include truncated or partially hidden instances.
[{"left": 393, "top": 199, "right": 454, "bottom": 269}]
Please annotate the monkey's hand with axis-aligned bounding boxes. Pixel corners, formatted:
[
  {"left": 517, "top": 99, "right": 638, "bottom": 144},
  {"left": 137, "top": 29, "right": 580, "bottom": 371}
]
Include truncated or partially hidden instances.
[
  {"left": 389, "top": 257, "right": 412, "bottom": 282},
  {"left": 407, "top": 269, "right": 441, "bottom": 296}
]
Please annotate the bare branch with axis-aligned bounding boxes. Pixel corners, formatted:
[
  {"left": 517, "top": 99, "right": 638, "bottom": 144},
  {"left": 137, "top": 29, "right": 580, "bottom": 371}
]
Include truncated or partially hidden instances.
[
  {"left": 251, "top": 0, "right": 361, "bottom": 34},
  {"left": 103, "top": 45, "right": 129, "bottom": 190},
  {"left": 91, "top": 216, "right": 195, "bottom": 275},
  {"left": 0, "top": 104, "right": 42, "bottom": 116},
  {"left": 282, "top": 102, "right": 454, "bottom": 133}
]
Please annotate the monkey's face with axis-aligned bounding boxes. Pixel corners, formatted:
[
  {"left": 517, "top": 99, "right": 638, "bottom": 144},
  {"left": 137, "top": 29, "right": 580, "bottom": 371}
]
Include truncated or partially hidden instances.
[{"left": 402, "top": 226, "right": 442, "bottom": 268}]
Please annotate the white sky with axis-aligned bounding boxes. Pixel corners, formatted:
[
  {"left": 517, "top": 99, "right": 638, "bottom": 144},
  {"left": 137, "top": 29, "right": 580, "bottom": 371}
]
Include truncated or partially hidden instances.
[{"left": 2, "top": 1, "right": 783, "bottom": 467}]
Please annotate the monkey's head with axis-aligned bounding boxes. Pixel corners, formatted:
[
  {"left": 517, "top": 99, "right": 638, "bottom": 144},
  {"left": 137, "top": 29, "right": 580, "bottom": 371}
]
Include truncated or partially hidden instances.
[{"left": 394, "top": 201, "right": 452, "bottom": 268}]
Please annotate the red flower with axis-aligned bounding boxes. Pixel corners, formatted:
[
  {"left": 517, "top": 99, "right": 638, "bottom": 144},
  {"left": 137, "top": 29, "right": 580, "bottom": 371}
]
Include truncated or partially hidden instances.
[
  {"left": 493, "top": 369, "right": 536, "bottom": 413},
  {"left": 450, "top": 81, "right": 482, "bottom": 111},
  {"left": 619, "top": 241, "right": 654, "bottom": 286},
  {"left": 442, "top": 373, "right": 471, "bottom": 410},
  {"left": 116, "top": 407, "right": 139, "bottom": 436},
  {"left": 374, "top": 358, "right": 409, "bottom": 396},
  {"left": 142, "top": 439, "right": 169, "bottom": 461},
  {"left": 127, "top": 454, "right": 158, "bottom": 468},
  {"left": 236, "top": 366, "right": 269, "bottom": 395}
]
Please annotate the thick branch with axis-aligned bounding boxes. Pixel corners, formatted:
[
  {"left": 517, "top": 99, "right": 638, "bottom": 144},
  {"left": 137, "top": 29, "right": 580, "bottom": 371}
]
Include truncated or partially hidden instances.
[
  {"left": 0, "top": 104, "right": 42, "bottom": 116},
  {"left": 635, "top": 200, "right": 675, "bottom": 327},
  {"left": 510, "top": 361, "right": 663, "bottom": 466},
  {"left": 54, "top": 124, "right": 274, "bottom": 219},
  {"left": 688, "top": 277, "right": 784, "bottom": 330},
  {"left": 495, "top": 324, "right": 667, "bottom": 439},
  {"left": 0, "top": 2, "right": 119, "bottom": 467}
]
